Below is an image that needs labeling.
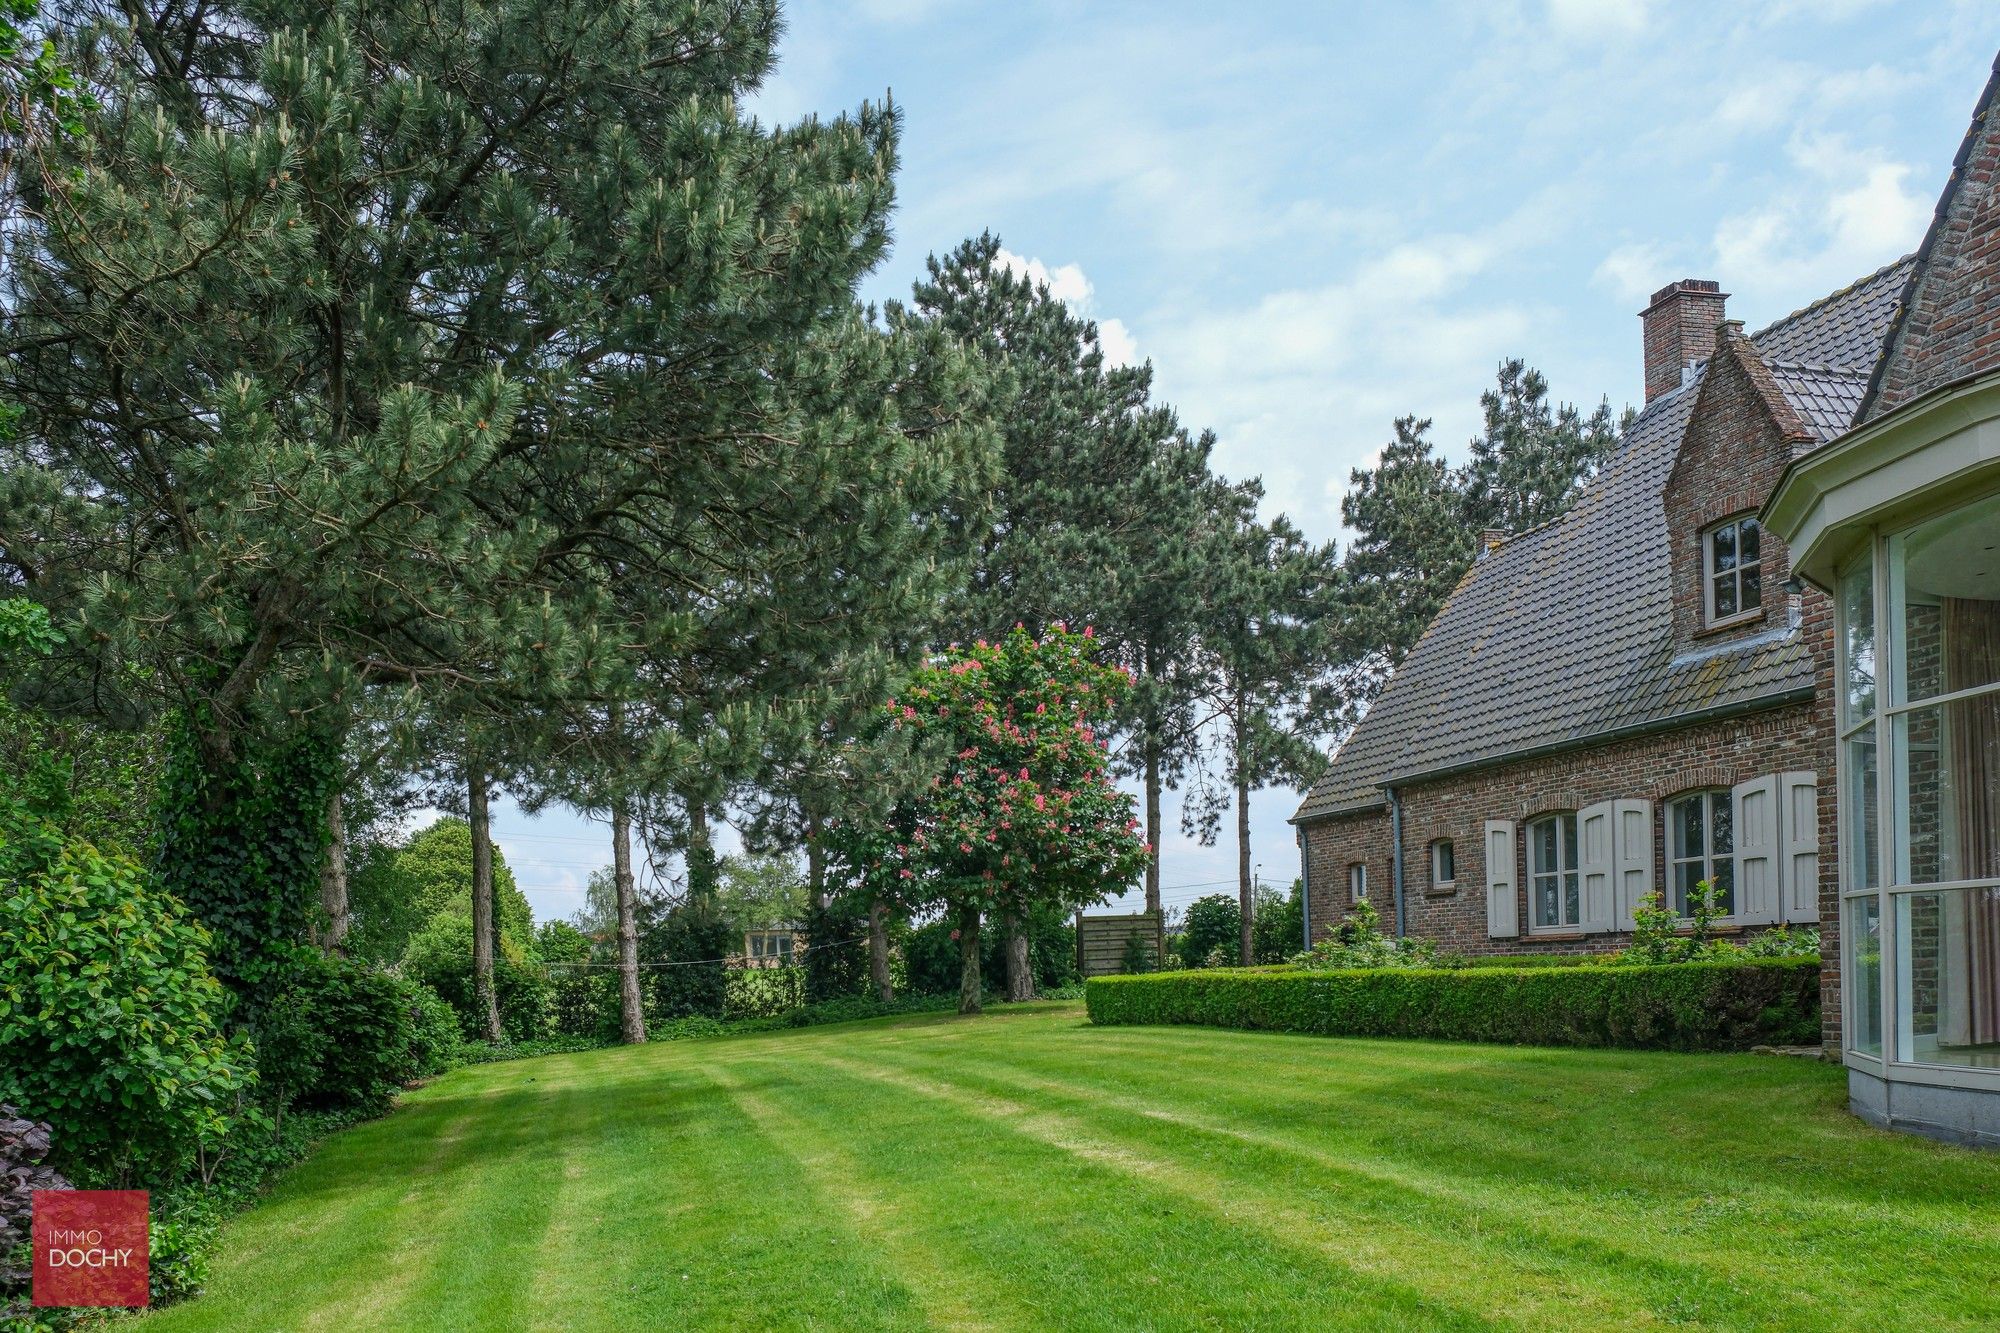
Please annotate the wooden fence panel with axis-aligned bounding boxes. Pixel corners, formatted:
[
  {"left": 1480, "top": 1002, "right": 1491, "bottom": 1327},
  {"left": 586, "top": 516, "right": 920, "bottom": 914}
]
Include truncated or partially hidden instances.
[{"left": 1076, "top": 912, "right": 1164, "bottom": 978}]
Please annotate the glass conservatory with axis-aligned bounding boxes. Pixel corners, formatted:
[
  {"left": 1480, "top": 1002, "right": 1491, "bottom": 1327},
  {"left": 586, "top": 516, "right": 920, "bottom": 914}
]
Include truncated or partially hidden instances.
[{"left": 1768, "top": 372, "right": 2000, "bottom": 1147}]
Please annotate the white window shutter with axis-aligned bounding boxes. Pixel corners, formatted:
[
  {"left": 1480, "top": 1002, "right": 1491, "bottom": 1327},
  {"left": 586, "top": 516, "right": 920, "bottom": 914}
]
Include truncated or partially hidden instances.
[
  {"left": 1484, "top": 820, "right": 1518, "bottom": 938},
  {"left": 1733, "top": 775, "right": 1781, "bottom": 925},
  {"left": 1578, "top": 801, "right": 1616, "bottom": 932},
  {"left": 1612, "top": 799, "right": 1655, "bottom": 931},
  {"left": 1780, "top": 771, "right": 1820, "bottom": 924}
]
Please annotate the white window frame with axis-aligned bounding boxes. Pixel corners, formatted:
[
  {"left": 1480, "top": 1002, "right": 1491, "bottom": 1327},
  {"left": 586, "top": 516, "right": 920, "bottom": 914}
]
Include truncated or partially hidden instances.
[
  {"left": 1667, "top": 789, "right": 1734, "bottom": 919},
  {"left": 1430, "top": 838, "right": 1455, "bottom": 890},
  {"left": 1348, "top": 862, "right": 1368, "bottom": 902},
  {"left": 1527, "top": 812, "right": 1581, "bottom": 931},
  {"left": 1702, "top": 513, "right": 1764, "bottom": 625}
]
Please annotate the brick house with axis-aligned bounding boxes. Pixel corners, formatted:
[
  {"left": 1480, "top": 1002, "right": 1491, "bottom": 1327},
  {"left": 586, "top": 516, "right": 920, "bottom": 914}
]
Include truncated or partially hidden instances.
[
  {"left": 1294, "top": 54, "right": 2000, "bottom": 1145},
  {"left": 1290, "top": 259, "right": 1905, "bottom": 987}
]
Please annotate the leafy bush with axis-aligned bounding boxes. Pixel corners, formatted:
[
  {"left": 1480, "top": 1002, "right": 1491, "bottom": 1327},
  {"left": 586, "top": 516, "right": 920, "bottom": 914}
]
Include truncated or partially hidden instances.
[
  {"left": 1086, "top": 958, "right": 1820, "bottom": 1051},
  {"left": 1619, "top": 883, "right": 1822, "bottom": 966},
  {"left": 902, "top": 918, "right": 963, "bottom": 995},
  {"left": 536, "top": 921, "right": 614, "bottom": 1039},
  {"left": 726, "top": 966, "right": 806, "bottom": 1019},
  {"left": 1289, "top": 899, "right": 1439, "bottom": 970},
  {"left": 1177, "top": 893, "right": 1239, "bottom": 968},
  {"left": 639, "top": 902, "right": 734, "bottom": 1021},
  {"left": 399, "top": 911, "right": 550, "bottom": 1041},
  {"left": 0, "top": 802, "right": 253, "bottom": 1181},
  {"left": 1251, "top": 882, "right": 1305, "bottom": 965},
  {"left": 803, "top": 897, "right": 869, "bottom": 1003},
  {"left": 2, "top": 1107, "right": 70, "bottom": 1322},
  {"left": 403, "top": 980, "right": 466, "bottom": 1078}
]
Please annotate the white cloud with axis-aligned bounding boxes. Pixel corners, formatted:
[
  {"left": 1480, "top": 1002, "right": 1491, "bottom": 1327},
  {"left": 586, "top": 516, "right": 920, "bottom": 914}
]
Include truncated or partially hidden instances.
[
  {"left": 1713, "top": 133, "right": 1929, "bottom": 303},
  {"left": 995, "top": 247, "right": 1094, "bottom": 307},
  {"left": 1144, "top": 230, "right": 1534, "bottom": 536},
  {"left": 1545, "top": 0, "right": 1651, "bottom": 40},
  {"left": 1097, "top": 317, "right": 1140, "bottom": 369},
  {"left": 1592, "top": 241, "right": 1676, "bottom": 304},
  {"left": 995, "top": 246, "right": 1141, "bottom": 367}
]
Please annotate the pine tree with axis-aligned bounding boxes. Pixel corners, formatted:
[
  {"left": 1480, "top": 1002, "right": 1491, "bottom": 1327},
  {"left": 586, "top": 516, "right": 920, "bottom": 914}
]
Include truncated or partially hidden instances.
[
  {"left": 1460, "top": 360, "right": 1623, "bottom": 536},
  {"left": 1, "top": 2, "right": 984, "bottom": 1004},
  {"left": 1335, "top": 416, "right": 1473, "bottom": 715},
  {"left": 1190, "top": 504, "right": 1341, "bottom": 963}
]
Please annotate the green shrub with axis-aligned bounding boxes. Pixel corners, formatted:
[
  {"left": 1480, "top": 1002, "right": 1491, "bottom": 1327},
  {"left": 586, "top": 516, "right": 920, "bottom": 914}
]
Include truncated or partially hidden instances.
[
  {"left": 1085, "top": 958, "right": 1820, "bottom": 1052},
  {"left": 399, "top": 911, "right": 550, "bottom": 1041},
  {"left": 725, "top": 966, "right": 805, "bottom": 1019},
  {"left": 1289, "top": 899, "right": 1439, "bottom": 970},
  {"left": 535, "top": 921, "right": 614, "bottom": 1038},
  {"left": 0, "top": 802, "right": 252, "bottom": 1181},
  {"left": 1177, "top": 893, "right": 1240, "bottom": 968},
  {"left": 803, "top": 897, "right": 869, "bottom": 1003},
  {"left": 403, "top": 979, "right": 465, "bottom": 1078},
  {"left": 639, "top": 902, "right": 733, "bottom": 1020}
]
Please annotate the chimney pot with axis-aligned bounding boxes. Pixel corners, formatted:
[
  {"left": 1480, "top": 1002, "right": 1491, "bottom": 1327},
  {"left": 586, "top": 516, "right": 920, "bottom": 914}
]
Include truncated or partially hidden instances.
[{"left": 1641, "top": 279, "right": 1729, "bottom": 404}]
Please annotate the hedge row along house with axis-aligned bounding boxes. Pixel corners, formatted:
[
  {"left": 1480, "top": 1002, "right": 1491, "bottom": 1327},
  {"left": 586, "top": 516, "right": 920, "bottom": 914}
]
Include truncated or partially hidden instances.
[{"left": 1295, "top": 52, "right": 2000, "bottom": 1146}]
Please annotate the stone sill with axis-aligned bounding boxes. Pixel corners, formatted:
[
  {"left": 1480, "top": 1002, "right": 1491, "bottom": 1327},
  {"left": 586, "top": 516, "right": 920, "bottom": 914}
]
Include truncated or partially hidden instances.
[{"left": 1694, "top": 609, "right": 1765, "bottom": 639}]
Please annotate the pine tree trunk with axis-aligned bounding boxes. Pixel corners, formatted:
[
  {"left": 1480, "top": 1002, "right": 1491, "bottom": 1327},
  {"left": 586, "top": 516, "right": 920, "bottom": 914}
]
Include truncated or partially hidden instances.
[
  {"left": 869, "top": 899, "right": 893, "bottom": 1003},
  {"left": 688, "top": 795, "right": 715, "bottom": 904},
  {"left": 806, "top": 809, "right": 827, "bottom": 910},
  {"left": 1004, "top": 912, "right": 1034, "bottom": 1002},
  {"left": 1237, "top": 767, "right": 1254, "bottom": 967},
  {"left": 957, "top": 904, "right": 982, "bottom": 1015},
  {"left": 317, "top": 788, "right": 349, "bottom": 955},
  {"left": 1144, "top": 737, "right": 1163, "bottom": 918},
  {"left": 612, "top": 800, "right": 646, "bottom": 1044},
  {"left": 467, "top": 761, "right": 504, "bottom": 1043}
]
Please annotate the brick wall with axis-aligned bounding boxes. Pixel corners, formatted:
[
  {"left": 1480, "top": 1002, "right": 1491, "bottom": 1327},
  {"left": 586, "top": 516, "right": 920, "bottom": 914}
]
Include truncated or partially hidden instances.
[
  {"left": 1870, "top": 77, "right": 2000, "bottom": 416},
  {"left": 1299, "top": 696, "right": 1833, "bottom": 961},
  {"left": 1663, "top": 325, "right": 1812, "bottom": 650},
  {"left": 1299, "top": 805, "right": 1397, "bottom": 944}
]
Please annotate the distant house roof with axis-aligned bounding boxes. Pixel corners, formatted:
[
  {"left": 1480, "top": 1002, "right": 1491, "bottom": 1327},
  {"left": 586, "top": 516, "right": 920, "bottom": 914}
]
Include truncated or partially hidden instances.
[{"left": 1294, "top": 255, "right": 1915, "bottom": 822}]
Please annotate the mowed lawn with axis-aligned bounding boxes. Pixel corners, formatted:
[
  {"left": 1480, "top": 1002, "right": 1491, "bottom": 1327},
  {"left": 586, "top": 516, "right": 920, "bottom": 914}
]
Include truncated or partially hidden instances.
[{"left": 141, "top": 1003, "right": 2000, "bottom": 1332}]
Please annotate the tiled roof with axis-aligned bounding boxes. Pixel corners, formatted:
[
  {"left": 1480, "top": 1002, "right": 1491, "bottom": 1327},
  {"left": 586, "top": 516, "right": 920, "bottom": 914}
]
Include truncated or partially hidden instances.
[
  {"left": 1294, "top": 262, "right": 1907, "bottom": 822},
  {"left": 1766, "top": 361, "right": 1872, "bottom": 444},
  {"left": 1750, "top": 256, "right": 1913, "bottom": 369}
]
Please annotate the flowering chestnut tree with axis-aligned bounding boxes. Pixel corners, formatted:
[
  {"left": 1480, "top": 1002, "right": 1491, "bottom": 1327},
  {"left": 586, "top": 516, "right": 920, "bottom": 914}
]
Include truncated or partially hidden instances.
[{"left": 865, "top": 625, "right": 1149, "bottom": 1013}]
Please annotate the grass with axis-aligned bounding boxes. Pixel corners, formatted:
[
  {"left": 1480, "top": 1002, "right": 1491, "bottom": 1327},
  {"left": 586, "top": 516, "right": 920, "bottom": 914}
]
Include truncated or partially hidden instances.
[{"left": 139, "top": 1002, "right": 2000, "bottom": 1332}]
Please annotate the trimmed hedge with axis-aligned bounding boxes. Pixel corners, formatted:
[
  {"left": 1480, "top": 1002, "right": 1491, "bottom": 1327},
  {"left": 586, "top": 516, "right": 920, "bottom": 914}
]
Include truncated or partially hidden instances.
[{"left": 1085, "top": 959, "right": 1819, "bottom": 1052}]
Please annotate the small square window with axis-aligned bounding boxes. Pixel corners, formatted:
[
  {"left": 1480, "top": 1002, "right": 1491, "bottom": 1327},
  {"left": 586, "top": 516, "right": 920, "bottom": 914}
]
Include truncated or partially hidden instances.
[{"left": 1704, "top": 516, "right": 1764, "bottom": 624}]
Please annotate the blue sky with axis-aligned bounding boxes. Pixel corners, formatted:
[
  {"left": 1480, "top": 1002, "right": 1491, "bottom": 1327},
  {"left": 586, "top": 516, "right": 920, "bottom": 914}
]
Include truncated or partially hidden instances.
[{"left": 480, "top": 0, "right": 2000, "bottom": 928}]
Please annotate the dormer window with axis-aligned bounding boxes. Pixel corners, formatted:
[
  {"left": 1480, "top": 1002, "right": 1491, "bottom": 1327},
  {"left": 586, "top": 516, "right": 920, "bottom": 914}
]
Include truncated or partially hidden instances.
[{"left": 1703, "top": 515, "right": 1762, "bottom": 624}]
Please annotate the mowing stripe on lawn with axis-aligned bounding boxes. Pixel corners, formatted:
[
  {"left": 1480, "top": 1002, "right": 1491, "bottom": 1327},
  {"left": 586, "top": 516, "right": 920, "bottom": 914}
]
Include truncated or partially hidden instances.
[
  {"left": 849, "top": 1039, "right": 1796, "bottom": 1329},
  {"left": 744, "top": 1046, "right": 1509, "bottom": 1332},
  {"left": 702, "top": 1060, "right": 1012, "bottom": 1332}
]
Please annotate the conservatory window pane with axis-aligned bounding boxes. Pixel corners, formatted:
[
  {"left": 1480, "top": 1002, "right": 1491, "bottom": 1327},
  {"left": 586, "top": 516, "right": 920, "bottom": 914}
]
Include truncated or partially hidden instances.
[
  {"left": 1889, "top": 490, "right": 2000, "bottom": 705},
  {"left": 1847, "top": 894, "right": 1882, "bottom": 1058},
  {"left": 1846, "top": 726, "right": 1879, "bottom": 891},
  {"left": 1896, "top": 888, "right": 2000, "bottom": 1069},
  {"left": 1841, "top": 554, "right": 1876, "bottom": 726},
  {"left": 1893, "top": 696, "right": 2000, "bottom": 885}
]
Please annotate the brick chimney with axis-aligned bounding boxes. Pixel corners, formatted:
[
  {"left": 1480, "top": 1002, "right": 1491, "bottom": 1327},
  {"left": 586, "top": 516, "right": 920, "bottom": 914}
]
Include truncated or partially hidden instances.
[{"left": 1641, "top": 279, "right": 1728, "bottom": 404}]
